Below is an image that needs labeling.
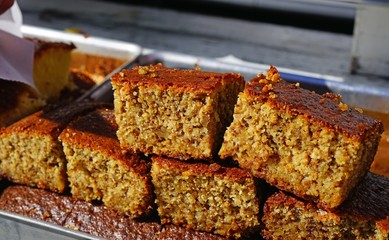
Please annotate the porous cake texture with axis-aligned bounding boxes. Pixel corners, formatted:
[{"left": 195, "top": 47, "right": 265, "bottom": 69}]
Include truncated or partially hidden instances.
[
  {"left": 111, "top": 64, "right": 245, "bottom": 160},
  {"left": 151, "top": 156, "right": 261, "bottom": 238},
  {"left": 28, "top": 38, "right": 75, "bottom": 101},
  {"left": 59, "top": 108, "right": 154, "bottom": 218},
  {"left": 262, "top": 172, "right": 389, "bottom": 240},
  {"left": 0, "top": 102, "right": 106, "bottom": 193},
  {"left": 219, "top": 66, "right": 384, "bottom": 209}
]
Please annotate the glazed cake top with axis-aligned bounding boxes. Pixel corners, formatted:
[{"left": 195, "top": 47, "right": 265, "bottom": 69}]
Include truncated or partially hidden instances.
[
  {"left": 111, "top": 64, "right": 244, "bottom": 93},
  {"left": 59, "top": 108, "right": 150, "bottom": 175},
  {"left": 245, "top": 66, "right": 384, "bottom": 141}
]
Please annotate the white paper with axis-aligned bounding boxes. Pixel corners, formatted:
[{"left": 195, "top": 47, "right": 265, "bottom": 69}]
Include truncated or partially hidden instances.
[{"left": 0, "top": 1, "right": 36, "bottom": 90}]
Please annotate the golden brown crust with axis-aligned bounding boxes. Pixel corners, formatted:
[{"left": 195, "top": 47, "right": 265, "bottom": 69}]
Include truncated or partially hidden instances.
[
  {"left": 152, "top": 156, "right": 252, "bottom": 180},
  {"left": 1, "top": 102, "right": 110, "bottom": 136},
  {"left": 246, "top": 76, "right": 384, "bottom": 141},
  {"left": 59, "top": 108, "right": 150, "bottom": 176},
  {"left": 26, "top": 38, "right": 76, "bottom": 59},
  {"left": 111, "top": 63, "right": 244, "bottom": 94}
]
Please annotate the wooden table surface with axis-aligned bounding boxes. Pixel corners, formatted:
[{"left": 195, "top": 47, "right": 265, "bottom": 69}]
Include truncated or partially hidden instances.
[{"left": 18, "top": 0, "right": 353, "bottom": 77}]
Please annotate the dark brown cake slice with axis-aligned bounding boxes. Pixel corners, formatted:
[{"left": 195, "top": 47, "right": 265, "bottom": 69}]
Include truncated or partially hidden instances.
[
  {"left": 0, "top": 185, "right": 76, "bottom": 225},
  {"left": 262, "top": 172, "right": 389, "bottom": 239},
  {"left": 64, "top": 200, "right": 161, "bottom": 239}
]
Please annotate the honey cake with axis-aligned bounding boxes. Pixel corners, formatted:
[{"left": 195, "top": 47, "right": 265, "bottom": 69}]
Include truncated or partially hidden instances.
[
  {"left": 219, "top": 66, "right": 384, "bottom": 209},
  {"left": 262, "top": 172, "right": 389, "bottom": 239},
  {"left": 151, "top": 156, "right": 261, "bottom": 238},
  {"left": 64, "top": 200, "right": 161, "bottom": 239},
  {"left": 28, "top": 38, "right": 75, "bottom": 101},
  {"left": 0, "top": 80, "right": 46, "bottom": 127},
  {"left": 0, "top": 102, "right": 107, "bottom": 193},
  {"left": 59, "top": 108, "right": 154, "bottom": 218},
  {"left": 0, "top": 185, "right": 76, "bottom": 225},
  {"left": 111, "top": 64, "right": 245, "bottom": 160}
]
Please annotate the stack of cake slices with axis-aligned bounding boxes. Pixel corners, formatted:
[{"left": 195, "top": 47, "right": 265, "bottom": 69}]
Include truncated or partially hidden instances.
[
  {"left": 0, "top": 63, "right": 387, "bottom": 239},
  {"left": 218, "top": 66, "right": 387, "bottom": 239},
  {"left": 111, "top": 63, "right": 262, "bottom": 238}
]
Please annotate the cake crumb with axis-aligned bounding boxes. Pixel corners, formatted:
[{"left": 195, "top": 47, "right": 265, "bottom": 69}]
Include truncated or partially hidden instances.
[
  {"left": 339, "top": 102, "right": 349, "bottom": 112},
  {"left": 355, "top": 107, "right": 363, "bottom": 113}
]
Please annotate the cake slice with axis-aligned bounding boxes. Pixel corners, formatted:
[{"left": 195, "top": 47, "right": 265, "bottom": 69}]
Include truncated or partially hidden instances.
[
  {"left": 0, "top": 185, "right": 77, "bottom": 225},
  {"left": 64, "top": 199, "right": 161, "bottom": 239},
  {"left": 0, "top": 102, "right": 106, "bottom": 192},
  {"left": 151, "top": 156, "right": 261, "bottom": 238},
  {"left": 111, "top": 64, "right": 245, "bottom": 160},
  {"left": 0, "top": 39, "right": 75, "bottom": 127},
  {"left": 219, "top": 66, "right": 384, "bottom": 209},
  {"left": 262, "top": 172, "right": 389, "bottom": 239},
  {"left": 59, "top": 108, "right": 154, "bottom": 218},
  {"left": 28, "top": 38, "right": 76, "bottom": 101}
]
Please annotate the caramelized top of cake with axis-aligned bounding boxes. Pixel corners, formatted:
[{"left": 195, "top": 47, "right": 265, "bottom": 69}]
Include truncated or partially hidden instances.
[
  {"left": 246, "top": 67, "right": 383, "bottom": 141},
  {"left": 1, "top": 102, "right": 109, "bottom": 136},
  {"left": 111, "top": 64, "right": 244, "bottom": 93},
  {"left": 26, "top": 38, "right": 76, "bottom": 58},
  {"left": 337, "top": 172, "right": 389, "bottom": 223},
  {"left": 59, "top": 108, "right": 150, "bottom": 175},
  {"left": 0, "top": 81, "right": 37, "bottom": 115},
  {"left": 0, "top": 185, "right": 76, "bottom": 225},
  {"left": 152, "top": 156, "right": 253, "bottom": 180}
]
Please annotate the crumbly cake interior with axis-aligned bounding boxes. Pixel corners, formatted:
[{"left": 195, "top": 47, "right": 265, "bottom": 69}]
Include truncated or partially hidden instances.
[
  {"left": 151, "top": 157, "right": 260, "bottom": 238},
  {"left": 33, "top": 45, "right": 73, "bottom": 101},
  {"left": 222, "top": 96, "right": 367, "bottom": 208},
  {"left": 113, "top": 65, "right": 244, "bottom": 160},
  {"left": 262, "top": 192, "right": 388, "bottom": 240},
  {"left": 219, "top": 67, "right": 383, "bottom": 209},
  {"left": 0, "top": 132, "right": 67, "bottom": 192},
  {"left": 63, "top": 144, "right": 153, "bottom": 218}
]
